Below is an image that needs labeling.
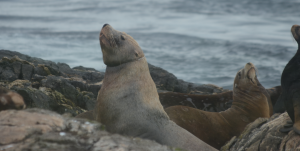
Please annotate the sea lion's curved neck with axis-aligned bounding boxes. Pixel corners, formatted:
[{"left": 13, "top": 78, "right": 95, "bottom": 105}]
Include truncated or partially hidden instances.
[
  {"left": 232, "top": 88, "right": 266, "bottom": 111},
  {"left": 219, "top": 87, "right": 269, "bottom": 128},
  {"left": 103, "top": 57, "right": 147, "bottom": 87},
  {"left": 106, "top": 56, "right": 145, "bottom": 68}
]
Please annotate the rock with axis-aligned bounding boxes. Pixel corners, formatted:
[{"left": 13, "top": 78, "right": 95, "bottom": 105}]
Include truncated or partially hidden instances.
[
  {"left": 221, "top": 112, "right": 300, "bottom": 151},
  {"left": 0, "top": 50, "right": 230, "bottom": 117},
  {"left": 0, "top": 109, "right": 178, "bottom": 151},
  {"left": 21, "top": 64, "right": 34, "bottom": 80},
  {"left": 148, "top": 63, "right": 229, "bottom": 94}
]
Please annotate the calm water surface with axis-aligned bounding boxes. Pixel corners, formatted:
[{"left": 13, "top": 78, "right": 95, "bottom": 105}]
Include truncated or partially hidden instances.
[{"left": 1, "top": 0, "right": 299, "bottom": 89}]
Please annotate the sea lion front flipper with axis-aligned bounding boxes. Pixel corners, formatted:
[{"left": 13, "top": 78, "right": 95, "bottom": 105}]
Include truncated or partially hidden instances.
[
  {"left": 280, "top": 126, "right": 293, "bottom": 133},
  {"left": 279, "top": 120, "right": 294, "bottom": 133}
]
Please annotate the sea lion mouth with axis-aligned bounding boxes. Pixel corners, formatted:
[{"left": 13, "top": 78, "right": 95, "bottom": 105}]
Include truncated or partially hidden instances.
[
  {"left": 99, "top": 24, "right": 117, "bottom": 49},
  {"left": 247, "top": 67, "right": 256, "bottom": 84}
]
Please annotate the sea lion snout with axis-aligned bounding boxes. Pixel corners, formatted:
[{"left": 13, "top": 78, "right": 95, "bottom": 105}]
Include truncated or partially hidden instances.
[
  {"left": 103, "top": 23, "right": 109, "bottom": 28},
  {"left": 291, "top": 24, "right": 300, "bottom": 41},
  {"left": 234, "top": 62, "right": 258, "bottom": 89}
]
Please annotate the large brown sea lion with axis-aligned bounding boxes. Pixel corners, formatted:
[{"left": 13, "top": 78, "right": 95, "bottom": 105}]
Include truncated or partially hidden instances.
[
  {"left": 95, "top": 24, "right": 217, "bottom": 151},
  {"left": 274, "top": 24, "right": 300, "bottom": 134},
  {"left": 165, "top": 62, "right": 272, "bottom": 149},
  {"left": 159, "top": 85, "right": 281, "bottom": 112},
  {"left": 0, "top": 87, "right": 25, "bottom": 111}
]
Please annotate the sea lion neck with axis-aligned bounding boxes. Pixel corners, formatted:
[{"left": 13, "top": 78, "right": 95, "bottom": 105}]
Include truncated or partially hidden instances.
[{"left": 106, "top": 56, "right": 145, "bottom": 68}]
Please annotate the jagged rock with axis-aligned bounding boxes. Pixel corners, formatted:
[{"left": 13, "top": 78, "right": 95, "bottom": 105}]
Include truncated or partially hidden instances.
[
  {"left": 148, "top": 63, "right": 228, "bottom": 94},
  {"left": 0, "top": 109, "right": 178, "bottom": 151},
  {"left": 221, "top": 112, "right": 300, "bottom": 151},
  {"left": 0, "top": 50, "right": 230, "bottom": 117}
]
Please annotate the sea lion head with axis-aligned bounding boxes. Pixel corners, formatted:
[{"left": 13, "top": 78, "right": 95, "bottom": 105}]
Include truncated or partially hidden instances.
[
  {"left": 0, "top": 88, "right": 26, "bottom": 111},
  {"left": 291, "top": 24, "right": 300, "bottom": 43},
  {"left": 233, "top": 62, "right": 261, "bottom": 91},
  {"left": 99, "top": 24, "right": 145, "bottom": 67}
]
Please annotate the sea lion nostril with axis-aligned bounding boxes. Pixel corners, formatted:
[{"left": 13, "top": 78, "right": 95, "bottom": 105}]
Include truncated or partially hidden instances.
[{"left": 103, "top": 24, "right": 109, "bottom": 28}]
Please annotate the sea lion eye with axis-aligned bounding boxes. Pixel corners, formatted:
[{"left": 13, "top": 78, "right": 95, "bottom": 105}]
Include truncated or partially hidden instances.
[
  {"left": 238, "top": 72, "right": 241, "bottom": 78},
  {"left": 121, "top": 35, "right": 126, "bottom": 40}
]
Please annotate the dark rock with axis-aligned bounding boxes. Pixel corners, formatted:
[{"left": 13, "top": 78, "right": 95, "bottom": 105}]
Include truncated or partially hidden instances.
[
  {"left": 0, "top": 109, "right": 178, "bottom": 151},
  {"left": 0, "top": 67, "right": 17, "bottom": 81},
  {"left": 21, "top": 64, "right": 34, "bottom": 80},
  {"left": 41, "top": 76, "right": 84, "bottom": 107},
  {"left": 11, "top": 62, "right": 22, "bottom": 78},
  {"left": 148, "top": 63, "right": 178, "bottom": 91},
  {"left": 148, "top": 63, "right": 228, "bottom": 94},
  {"left": 12, "top": 87, "right": 51, "bottom": 110},
  {"left": 34, "top": 64, "right": 51, "bottom": 76}
]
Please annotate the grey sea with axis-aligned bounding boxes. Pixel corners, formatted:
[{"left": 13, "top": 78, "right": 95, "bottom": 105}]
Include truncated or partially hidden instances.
[{"left": 1, "top": 0, "right": 299, "bottom": 90}]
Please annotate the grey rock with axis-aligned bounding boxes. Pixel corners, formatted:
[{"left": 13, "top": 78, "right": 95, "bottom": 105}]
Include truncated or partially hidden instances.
[
  {"left": 0, "top": 109, "right": 178, "bottom": 151},
  {"left": 221, "top": 112, "right": 300, "bottom": 151},
  {"left": 21, "top": 64, "right": 34, "bottom": 80},
  {"left": 0, "top": 67, "right": 17, "bottom": 81}
]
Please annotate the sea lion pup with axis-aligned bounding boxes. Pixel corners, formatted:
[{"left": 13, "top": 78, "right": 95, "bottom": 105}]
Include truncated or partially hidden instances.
[
  {"left": 165, "top": 62, "right": 272, "bottom": 149},
  {"left": 0, "top": 87, "right": 25, "bottom": 111},
  {"left": 96, "top": 24, "right": 217, "bottom": 151},
  {"left": 274, "top": 25, "right": 300, "bottom": 134},
  {"left": 159, "top": 86, "right": 280, "bottom": 111}
]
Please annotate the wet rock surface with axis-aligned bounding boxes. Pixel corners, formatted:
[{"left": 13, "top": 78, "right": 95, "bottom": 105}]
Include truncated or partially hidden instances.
[
  {"left": 221, "top": 112, "right": 300, "bottom": 151},
  {"left": 0, "top": 50, "right": 229, "bottom": 116},
  {"left": 0, "top": 109, "right": 178, "bottom": 151}
]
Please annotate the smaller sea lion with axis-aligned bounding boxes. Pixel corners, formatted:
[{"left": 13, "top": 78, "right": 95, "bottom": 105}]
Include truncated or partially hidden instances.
[
  {"left": 275, "top": 25, "right": 300, "bottom": 134},
  {"left": 159, "top": 86, "right": 281, "bottom": 112},
  {"left": 165, "top": 62, "right": 272, "bottom": 149},
  {"left": 0, "top": 87, "right": 25, "bottom": 111}
]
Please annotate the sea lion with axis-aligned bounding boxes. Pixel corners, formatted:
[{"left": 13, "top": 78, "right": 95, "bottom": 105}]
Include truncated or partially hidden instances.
[
  {"left": 165, "top": 62, "right": 272, "bottom": 149},
  {"left": 0, "top": 87, "right": 25, "bottom": 111},
  {"left": 274, "top": 25, "right": 300, "bottom": 134},
  {"left": 95, "top": 24, "right": 217, "bottom": 151},
  {"left": 159, "top": 86, "right": 281, "bottom": 112}
]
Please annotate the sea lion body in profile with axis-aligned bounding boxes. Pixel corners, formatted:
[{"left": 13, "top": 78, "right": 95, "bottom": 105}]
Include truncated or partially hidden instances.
[
  {"left": 95, "top": 24, "right": 217, "bottom": 151},
  {"left": 0, "top": 87, "right": 25, "bottom": 111},
  {"left": 274, "top": 25, "right": 300, "bottom": 134},
  {"left": 165, "top": 63, "right": 272, "bottom": 149},
  {"left": 159, "top": 85, "right": 281, "bottom": 111}
]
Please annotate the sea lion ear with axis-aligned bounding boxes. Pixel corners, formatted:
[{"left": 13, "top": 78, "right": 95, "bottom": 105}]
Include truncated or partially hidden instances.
[{"left": 0, "top": 96, "right": 7, "bottom": 105}]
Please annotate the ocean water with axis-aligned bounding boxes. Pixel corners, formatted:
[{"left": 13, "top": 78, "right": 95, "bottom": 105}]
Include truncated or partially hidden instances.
[{"left": 0, "top": 0, "right": 299, "bottom": 90}]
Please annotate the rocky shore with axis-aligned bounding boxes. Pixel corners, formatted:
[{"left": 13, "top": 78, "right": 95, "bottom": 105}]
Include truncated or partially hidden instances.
[
  {"left": 0, "top": 49, "right": 229, "bottom": 116},
  {"left": 221, "top": 112, "right": 300, "bottom": 151},
  {"left": 0, "top": 108, "right": 178, "bottom": 151},
  {"left": 0, "top": 50, "right": 297, "bottom": 151}
]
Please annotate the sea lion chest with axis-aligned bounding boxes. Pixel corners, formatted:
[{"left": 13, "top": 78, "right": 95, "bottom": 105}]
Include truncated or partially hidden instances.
[{"left": 96, "top": 59, "right": 168, "bottom": 136}]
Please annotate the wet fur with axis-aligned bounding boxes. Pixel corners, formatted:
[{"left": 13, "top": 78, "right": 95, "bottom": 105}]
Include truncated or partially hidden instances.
[
  {"left": 96, "top": 25, "right": 217, "bottom": 151},
  {"left": 274, "top": 25, "right": 300, "bottom": 134},
  {"left": 165, "top": 63, "right": 271, "bottom": 149},
  {"left": 0, "top": 87, "right": 25, "bottom": 111}
]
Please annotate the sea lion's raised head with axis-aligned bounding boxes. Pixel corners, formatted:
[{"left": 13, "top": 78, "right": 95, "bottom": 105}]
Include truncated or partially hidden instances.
[
  {"left": 233, "top": 62, "right": 260, "bottom": 91},
  {"left": 291, "top": 24, "right": 300, "bottom": 43},
  {"left": 99, "top": 24, "right": 145, "bottom": 67},
  {"left": 0, "top": 88, "right": 26, "bottom": 111}
]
